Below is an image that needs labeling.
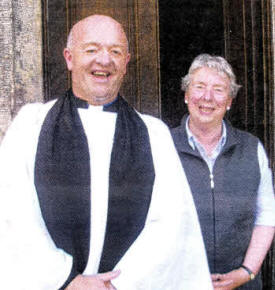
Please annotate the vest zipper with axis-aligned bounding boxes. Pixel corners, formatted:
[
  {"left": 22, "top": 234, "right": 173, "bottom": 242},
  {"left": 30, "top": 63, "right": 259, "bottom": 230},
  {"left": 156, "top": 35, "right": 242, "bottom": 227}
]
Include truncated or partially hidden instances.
[
  {"left": 210, "top": 172, "right": 216, "bottom": 272},
  {"left": 210, "top": 173, "right": 214, "bottom": 189}
]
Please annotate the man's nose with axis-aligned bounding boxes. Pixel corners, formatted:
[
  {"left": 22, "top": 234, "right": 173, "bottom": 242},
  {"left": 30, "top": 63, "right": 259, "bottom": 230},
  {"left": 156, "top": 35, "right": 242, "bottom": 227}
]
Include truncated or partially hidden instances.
[{"left": 95, "top": 49, "right": 111, "bottom": 65}]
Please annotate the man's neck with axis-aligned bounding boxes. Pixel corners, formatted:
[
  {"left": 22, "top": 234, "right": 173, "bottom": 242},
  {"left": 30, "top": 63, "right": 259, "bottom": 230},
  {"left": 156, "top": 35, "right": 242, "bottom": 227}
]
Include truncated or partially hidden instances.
[{"left": 72, "top": 88, "right": 119, "bottom": 106}]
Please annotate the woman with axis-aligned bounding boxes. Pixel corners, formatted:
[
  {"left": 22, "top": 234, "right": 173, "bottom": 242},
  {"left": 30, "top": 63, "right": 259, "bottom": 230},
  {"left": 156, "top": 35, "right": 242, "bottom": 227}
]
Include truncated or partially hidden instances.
[{"left": 171, "top": 54, "right": 275, "bottom": 289}]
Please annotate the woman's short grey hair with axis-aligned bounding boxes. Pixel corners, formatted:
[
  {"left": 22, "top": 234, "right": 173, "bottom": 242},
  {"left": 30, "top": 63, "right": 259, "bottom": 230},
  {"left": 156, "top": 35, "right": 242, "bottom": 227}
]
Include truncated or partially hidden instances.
[{"left": 181, "top": 54, "right": 241, "bottom": 98}]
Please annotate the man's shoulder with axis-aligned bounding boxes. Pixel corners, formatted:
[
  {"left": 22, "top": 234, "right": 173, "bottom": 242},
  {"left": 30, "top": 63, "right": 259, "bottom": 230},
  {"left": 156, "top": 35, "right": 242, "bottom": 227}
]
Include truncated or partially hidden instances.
[
  {"left": 21, "top": 99, "right": 56, "bottom": 112},
  {"left": 137, "top": 113, "right": 175, "bottom": 144},
  {"left": 138, "top": 113, "right": 168, "bottom": 130},
  {"left": 17, "top": 99, "right": 57, "bottom": 119},
  {"left": 8, "top": 99, "right": 57, "bottom": 133},
  {"left": 1, "top": 99, "right": 57, "bottom": 148}
]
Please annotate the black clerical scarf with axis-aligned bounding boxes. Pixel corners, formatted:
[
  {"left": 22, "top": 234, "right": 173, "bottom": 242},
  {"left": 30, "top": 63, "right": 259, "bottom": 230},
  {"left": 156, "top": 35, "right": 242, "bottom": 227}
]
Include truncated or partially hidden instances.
[{"left": 34, "top": 89, "right": 155, "bottom": 288}]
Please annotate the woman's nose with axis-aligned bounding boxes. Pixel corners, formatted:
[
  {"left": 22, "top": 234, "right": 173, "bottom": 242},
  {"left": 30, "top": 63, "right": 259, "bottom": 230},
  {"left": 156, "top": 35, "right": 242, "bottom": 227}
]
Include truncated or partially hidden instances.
[{"left": 202, "top": 88, "right": 213, "bottom": 100}]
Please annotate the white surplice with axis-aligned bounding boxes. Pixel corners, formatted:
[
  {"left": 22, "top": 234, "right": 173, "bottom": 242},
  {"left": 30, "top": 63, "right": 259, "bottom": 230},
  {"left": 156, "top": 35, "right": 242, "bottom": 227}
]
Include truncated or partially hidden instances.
[{"left": 0, "top": 100, "right": 213, "bottom": 290}]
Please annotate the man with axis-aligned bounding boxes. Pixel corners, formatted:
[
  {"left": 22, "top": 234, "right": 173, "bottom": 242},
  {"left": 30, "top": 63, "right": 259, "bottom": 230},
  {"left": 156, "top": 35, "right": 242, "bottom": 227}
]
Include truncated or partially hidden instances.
[{"left": 0, "top": 15, "right": 212, "bottom": 289}]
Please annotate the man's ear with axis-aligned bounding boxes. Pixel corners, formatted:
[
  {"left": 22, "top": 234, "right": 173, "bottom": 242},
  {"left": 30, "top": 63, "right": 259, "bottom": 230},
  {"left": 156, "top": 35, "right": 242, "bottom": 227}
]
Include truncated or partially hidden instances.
[
  {"left": 63, "top": 48, "right": 73, "bottom": 71},
  {"left": 123, "top": 53, "right": 131, "bottom": 75},
  {"left": 126, "top": 53, "right": 131, "bottom": 65}
]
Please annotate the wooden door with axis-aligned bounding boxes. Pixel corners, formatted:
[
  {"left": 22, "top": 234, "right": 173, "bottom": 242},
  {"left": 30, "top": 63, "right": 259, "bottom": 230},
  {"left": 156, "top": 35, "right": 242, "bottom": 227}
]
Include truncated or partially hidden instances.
[
  {"left": 223, "top": 1, "right": 274, "bottom": 288},
  {"left": 42, "top": 0, "right": 160, "bottom": 116},
  {"left": 43, "top": 0, "right": 274, "bottom": 288},
  {"left": 159, "top": 1, "right": 274, "bottom": 288}
]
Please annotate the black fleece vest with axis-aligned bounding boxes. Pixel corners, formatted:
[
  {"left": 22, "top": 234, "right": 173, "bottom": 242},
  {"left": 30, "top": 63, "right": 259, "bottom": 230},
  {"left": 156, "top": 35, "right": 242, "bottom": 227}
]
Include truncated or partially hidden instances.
[{"left": 171, "top": 115, "right": 262, "bottom": 290}]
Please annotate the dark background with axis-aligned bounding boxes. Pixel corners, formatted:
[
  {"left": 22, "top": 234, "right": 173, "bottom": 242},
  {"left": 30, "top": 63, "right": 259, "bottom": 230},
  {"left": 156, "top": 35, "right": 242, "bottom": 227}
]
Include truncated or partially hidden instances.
[{"left": 159, "top": 0, "right": 224, "bottom": 128}]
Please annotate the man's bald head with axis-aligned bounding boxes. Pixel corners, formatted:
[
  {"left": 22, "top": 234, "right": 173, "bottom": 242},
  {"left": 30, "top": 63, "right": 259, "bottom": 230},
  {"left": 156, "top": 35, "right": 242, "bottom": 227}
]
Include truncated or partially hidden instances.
[
  {"left": 66, "top": 15, "right": 129, "bottom": 52},
  {"left": 63, "top": 14, "right": 131, "bottom": 105}
]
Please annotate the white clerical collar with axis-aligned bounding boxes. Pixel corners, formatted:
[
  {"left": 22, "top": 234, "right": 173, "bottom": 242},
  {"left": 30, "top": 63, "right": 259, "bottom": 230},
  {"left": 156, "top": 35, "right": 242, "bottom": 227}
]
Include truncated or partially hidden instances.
[{"left": 78, "top": 96, "right": 119, "bottom": 112}]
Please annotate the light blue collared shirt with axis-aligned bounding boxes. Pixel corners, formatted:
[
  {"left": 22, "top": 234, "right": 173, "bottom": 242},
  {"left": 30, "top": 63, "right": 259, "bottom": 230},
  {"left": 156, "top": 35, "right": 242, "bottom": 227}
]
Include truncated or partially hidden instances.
[
  {"left": 185, "top": 117, "right": 275, "bottom": 226},
  {"left": 185, "top": 116, "right": 227, "bottom": 173}
]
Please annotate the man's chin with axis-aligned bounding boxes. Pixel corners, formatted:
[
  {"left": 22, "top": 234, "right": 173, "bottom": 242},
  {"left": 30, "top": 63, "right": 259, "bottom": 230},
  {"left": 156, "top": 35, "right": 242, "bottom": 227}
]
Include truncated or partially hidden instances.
[{"left": 87, "top": 94, "right": 117, "bottom": 106}]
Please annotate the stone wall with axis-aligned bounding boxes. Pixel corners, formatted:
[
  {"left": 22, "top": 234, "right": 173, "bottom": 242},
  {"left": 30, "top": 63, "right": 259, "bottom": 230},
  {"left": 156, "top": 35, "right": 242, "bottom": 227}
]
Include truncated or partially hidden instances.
[{"left": 0, "top": 0, "right": 43, "bottom": 142}]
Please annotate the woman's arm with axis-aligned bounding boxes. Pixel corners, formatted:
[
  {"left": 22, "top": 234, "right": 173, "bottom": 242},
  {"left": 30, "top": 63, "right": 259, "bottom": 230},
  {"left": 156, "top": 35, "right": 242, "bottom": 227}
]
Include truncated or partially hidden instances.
[{"left": 212, "top": 225, "right": 275, "bottom": 289}]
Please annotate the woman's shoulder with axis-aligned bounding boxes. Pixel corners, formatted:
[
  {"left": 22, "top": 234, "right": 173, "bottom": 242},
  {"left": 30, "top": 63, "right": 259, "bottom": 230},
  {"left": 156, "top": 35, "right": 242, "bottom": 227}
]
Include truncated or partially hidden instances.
[{"left": 229, "top": 123, "right": 259, "bottom": 142}]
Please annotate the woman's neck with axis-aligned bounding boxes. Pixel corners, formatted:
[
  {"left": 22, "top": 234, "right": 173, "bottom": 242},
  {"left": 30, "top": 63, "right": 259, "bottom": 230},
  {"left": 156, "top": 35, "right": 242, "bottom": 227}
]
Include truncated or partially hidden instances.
[{"left": 188, "top": 119, "right": 223, "bottom": 156}]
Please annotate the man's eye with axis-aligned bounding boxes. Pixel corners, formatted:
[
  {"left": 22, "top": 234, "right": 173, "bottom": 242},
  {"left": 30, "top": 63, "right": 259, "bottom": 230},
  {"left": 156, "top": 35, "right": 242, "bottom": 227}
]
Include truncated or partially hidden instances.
[
  {"left": 111, "top": 50, "right": 121, "bottom": 55},
  {"left": 86, "top": 49, "right": 96, "bottom": 53}
]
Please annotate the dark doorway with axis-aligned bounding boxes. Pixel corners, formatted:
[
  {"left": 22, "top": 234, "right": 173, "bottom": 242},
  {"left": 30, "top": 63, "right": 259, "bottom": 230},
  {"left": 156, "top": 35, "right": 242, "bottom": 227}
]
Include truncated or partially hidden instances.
[
  {"left": 159, "top": 0, "right": 224, "bottom": 128},
  {"left": 159, "top": 2, "right": 274, "bottom": 290}
]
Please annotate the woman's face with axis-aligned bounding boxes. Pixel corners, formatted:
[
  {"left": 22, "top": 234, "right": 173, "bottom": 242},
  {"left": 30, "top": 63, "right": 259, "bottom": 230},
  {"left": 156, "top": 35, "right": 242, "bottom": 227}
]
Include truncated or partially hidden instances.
[{"left": 185, "top": 67, "right": 232, "bottom": 130}]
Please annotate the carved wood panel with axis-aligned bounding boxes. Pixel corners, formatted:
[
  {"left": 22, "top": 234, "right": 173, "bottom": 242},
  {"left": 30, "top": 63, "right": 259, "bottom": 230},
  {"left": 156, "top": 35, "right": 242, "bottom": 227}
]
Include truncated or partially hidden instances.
[{"left": 223, "top": 0, "right": 274, "bottom": 154}]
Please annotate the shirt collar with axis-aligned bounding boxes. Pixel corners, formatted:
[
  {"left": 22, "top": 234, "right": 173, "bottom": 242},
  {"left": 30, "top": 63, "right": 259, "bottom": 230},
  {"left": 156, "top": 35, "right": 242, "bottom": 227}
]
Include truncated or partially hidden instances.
[{"left": 185, "top": 116, "right": 227, "bottom": 151}]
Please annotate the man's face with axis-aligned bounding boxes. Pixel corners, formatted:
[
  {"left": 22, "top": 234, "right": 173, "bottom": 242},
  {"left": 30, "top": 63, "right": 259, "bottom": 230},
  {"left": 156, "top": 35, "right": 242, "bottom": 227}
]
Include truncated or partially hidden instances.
[
  {"left": 64, "top": 16, "right": 130, "bottom": 105},
  {"left": 185, "top": 67, "right": 232, "bottom": 129}
]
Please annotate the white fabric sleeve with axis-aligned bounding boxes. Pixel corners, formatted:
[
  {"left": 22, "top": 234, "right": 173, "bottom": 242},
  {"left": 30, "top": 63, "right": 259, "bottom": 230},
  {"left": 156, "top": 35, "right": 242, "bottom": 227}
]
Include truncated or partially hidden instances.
[
  {"left": 0, "top": 104, "right": 73, "bottom": 290},
  {"left": 254, "top": 141, "right": 275, "bottom": 226},
  {"left": 112, "top": 116, "right": 213, "bottom": 290}
]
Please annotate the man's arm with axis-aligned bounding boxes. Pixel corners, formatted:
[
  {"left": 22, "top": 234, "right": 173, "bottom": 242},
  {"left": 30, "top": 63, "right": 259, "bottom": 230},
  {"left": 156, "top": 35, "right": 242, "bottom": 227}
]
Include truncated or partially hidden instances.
[{"left": 0, "top": 103, "right": 74, "bottom": 289}]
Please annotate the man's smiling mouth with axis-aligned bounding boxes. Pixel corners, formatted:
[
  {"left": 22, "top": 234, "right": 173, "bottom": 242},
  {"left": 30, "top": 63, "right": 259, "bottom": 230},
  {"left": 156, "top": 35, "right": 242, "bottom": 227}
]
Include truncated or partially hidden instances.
[{"left": 92, "top": 71, "right": 111, "bottom": 77}]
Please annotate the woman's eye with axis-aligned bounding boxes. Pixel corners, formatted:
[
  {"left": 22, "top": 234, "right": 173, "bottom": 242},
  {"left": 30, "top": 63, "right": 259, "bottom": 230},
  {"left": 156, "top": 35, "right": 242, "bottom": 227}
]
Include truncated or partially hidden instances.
[{"left": 194, "top": 85, "right": 204, "bottom": 89}]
